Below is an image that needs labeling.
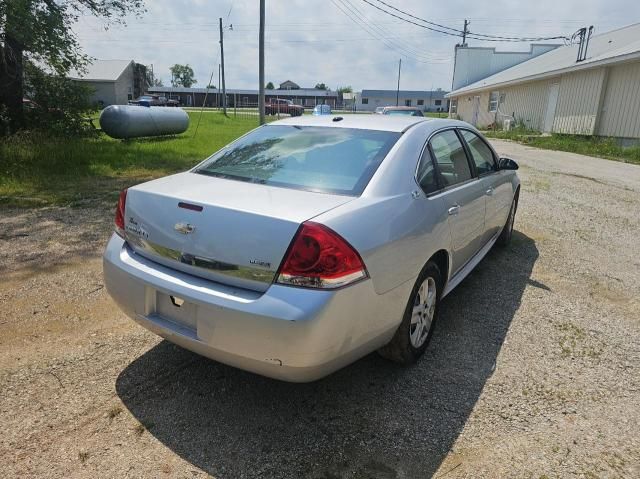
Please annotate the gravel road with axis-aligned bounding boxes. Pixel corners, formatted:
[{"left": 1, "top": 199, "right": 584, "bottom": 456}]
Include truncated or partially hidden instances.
[{"left": 1, "top": 140, "right": 639, "bottom": 478}]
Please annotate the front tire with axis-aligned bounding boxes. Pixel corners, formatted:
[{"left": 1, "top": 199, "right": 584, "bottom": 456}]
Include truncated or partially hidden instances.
[
  {"left": 496, "top": 193, "right": 518, "bottom": 247},
  {"left": 378, "top": 261, "right": 442, "bottom": 365}
]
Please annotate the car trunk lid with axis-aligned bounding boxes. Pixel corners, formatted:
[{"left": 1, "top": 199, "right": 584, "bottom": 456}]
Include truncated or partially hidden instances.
[{"left": 123, "top": 172, "right": 354, "bottom": 292}]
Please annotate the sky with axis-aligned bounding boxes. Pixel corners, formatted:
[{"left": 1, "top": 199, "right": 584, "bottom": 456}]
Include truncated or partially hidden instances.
[{"left": 73, "top": 0, "right": 639, "bottom": 92}]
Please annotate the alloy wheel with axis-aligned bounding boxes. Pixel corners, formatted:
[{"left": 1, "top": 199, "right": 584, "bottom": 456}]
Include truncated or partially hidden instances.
[{"left": 409, "top": 277, "right": 437, "bottom": 348}]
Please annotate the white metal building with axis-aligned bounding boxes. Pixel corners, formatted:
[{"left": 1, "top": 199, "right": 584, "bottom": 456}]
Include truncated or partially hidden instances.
[
  {"left": 70, "top": 59, "right": 143, "bottom": 106},
  {"left": 447, "top": 23, "right": 640, "bottom": 139},
  {"left": 452, "top": 43, "right": 560, "bottom": 90},
  {"left": 357, "top": 89, "right": 449, "bottom": 112}
]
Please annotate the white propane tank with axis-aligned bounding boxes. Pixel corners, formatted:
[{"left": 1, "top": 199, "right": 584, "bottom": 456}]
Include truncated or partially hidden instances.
[
  {"left": 100, "top": 105, "right": 189, "bottom": 139},
  {"left": 503, "top": 118, "right": 513, "bottom": 132}
]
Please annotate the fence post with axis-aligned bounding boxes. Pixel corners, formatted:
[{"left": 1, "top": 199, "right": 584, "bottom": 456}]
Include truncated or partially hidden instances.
[{"left": 234, "top": 93, "right": 237, "bottom": 118}]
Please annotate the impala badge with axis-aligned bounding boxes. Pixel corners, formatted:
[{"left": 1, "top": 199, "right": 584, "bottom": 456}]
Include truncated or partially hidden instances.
[{"left": 174, "top": 222, "right": 196, "bottom": 235}]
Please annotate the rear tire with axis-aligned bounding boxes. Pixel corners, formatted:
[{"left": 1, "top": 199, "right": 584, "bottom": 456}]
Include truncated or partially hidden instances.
[
  {"left": 496, "top": 193, "right": 518, "bottom": 247},
  {"left": 378, "top": 261, "right": 442, "bottom": 365}
]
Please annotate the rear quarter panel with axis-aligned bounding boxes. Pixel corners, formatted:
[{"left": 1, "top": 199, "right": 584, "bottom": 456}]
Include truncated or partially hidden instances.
[{"left": 317, "top": 194, "right": 450, "bottom": 295}]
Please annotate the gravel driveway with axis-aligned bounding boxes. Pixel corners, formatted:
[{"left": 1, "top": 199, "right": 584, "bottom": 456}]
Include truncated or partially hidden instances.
[{"left": 1, "top": 140, "right": 638, "bottom": 478}]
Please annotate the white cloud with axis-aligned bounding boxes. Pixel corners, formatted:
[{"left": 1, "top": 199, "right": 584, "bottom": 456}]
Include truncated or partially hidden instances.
[{"left": 72, "top": 0, "right": 638, "bottom": 91}]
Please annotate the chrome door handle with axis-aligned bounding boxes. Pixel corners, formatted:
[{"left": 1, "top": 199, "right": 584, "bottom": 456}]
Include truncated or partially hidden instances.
[
  {"left": 485, "top": 187, "right": 494, "bottom": 196},
  {"left": 448, "top": 205, "right": 460, "bottom": 216}
]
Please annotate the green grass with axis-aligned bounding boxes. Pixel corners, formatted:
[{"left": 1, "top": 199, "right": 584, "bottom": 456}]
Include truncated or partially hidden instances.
[
  {"left": 425, "top": 112, "right": 449, "bottom": 118},
  {"left": 0, "top": 112, "right": 259, "bottom": 207},
  {"left": 484, "top": 127, "right": 640, "bottom": 165}
]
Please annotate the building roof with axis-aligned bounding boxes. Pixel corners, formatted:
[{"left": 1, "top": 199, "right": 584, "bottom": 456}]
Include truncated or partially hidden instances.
[
  {"left": 448, "top": 23, "right": 640, "bottom": 97},
  {"left": 362, "top": 89, "right": 448, "bottom": 99},
  {"left": 69, "top": 59, "right": 133, "bottom": 81},
  {"left": 149, "top": 86, "right": 338, "bottom": 97},
  {"left": 279, "top": 80, "right": 300, "bottom": 89}
]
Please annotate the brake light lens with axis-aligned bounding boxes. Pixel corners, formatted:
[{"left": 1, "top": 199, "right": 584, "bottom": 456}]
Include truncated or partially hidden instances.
[
  {"left": 114, "top": 189, "right": 128, "bottom": 237},
  {"left": 276, "top": 222, "right": 368, "bottom": 289}
]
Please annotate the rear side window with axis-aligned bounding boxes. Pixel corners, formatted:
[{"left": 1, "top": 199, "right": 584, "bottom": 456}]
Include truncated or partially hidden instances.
[
  {"left": 416, "top": 148, "right": 439, "bottom": 194},
  {"left": 429, "top": 130, "right": 472, "bottom": 187},
  {"left": 195, "top": 125, "right": 401, "bottom": 196},
  {"left": 460, "top": 130, "right": 496, "bottom": 175}
]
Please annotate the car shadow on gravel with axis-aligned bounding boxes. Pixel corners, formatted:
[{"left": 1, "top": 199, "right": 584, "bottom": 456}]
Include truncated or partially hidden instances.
[{"left": 116, "top": 231, "right": 540, "bottom": 479}]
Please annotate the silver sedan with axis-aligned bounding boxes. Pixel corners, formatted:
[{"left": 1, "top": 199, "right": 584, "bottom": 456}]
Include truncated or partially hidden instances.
[{"left": 103, "top": 115, "right": 520, "bottom": 382}]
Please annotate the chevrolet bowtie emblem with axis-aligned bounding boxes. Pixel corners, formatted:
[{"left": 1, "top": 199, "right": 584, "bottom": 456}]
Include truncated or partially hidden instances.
[{"left": 174, "top": 223, "right": 196, "bottom": 234}]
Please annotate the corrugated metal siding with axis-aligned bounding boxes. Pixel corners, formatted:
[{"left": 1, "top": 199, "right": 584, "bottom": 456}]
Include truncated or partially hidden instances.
[
  {"left": 553, "top": 68, "right": 605, "bottom": 134},
  {"left": 598, "top": 62, "right": 640, "bottom": 138},
  {"left": 500, "top": 79, "right": 553, "bottom": 130},
  {"left": 452, "top": 92, "right": 494, "bottom": 127},
  {"left": 452, "top": 79, "right": 552, "bottom": 129}
]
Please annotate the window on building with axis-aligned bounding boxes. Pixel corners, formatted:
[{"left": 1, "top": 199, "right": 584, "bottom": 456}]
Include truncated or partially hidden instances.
[
  {"left": 450, "top": 99, "right": 458, "bottom": 114},
  {"left": 362, "top": 98, "right": 369, "bottom": 104},
  {"left": 417, "top": 99, "right": 424, "bottom": 106},
  {"left": 435, "top": 99, "right": 442, "bottom": 106},
  {"left": 405, "top": 99, "right": 412, "bottom": 106},
  {"left": 488, "top": 91, "right": 499, "bottom": 112}
]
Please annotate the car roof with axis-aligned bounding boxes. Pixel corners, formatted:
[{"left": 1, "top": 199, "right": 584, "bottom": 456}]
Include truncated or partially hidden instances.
[
  {"left": 383, "top": 106, "right": 420, "bottom": 110},
  {"left": 273, "top": 113, "right": 441, "bottom": 132}
]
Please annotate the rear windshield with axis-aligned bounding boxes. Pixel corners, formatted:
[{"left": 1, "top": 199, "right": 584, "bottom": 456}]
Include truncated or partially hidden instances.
[{"left": 194, "top": 125, "right": 401, "bottom": 196}]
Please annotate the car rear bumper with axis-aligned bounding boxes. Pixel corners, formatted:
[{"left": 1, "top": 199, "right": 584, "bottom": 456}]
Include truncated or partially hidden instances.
[{"left": 103, "top": 234, "right": 410, "bottom": 382}]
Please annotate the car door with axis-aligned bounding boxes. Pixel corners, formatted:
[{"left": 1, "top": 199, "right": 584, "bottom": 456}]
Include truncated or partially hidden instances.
[
  {"left": 428, "top": 130, "right": 486, "bottom": 275},
  {"left": 459, "top": 129, "right": 513, "bottom": 242}
]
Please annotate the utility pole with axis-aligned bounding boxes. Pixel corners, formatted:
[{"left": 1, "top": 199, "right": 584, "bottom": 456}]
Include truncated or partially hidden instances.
[
  {"left": 219, "top": 17, "right": 227, "bottom": 115},
  {"left": 259, "top": 0, "right": 266, "bottom": 125},
  {"left": 462, "top": 19, "right": 469, "bottom": 46},
  {"left": 396, "top": 58, "right": 402, "bottom": 106}
]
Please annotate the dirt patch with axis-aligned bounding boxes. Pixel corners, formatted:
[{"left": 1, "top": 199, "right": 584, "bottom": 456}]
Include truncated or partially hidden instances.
[{"left": 1, "top": 142, "right": 639, "bottom": 478}]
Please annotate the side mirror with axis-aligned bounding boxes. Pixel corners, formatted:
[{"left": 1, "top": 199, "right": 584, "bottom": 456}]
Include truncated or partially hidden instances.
[{"left": 498, "top": 157, "right": 519, "bottom": 170}]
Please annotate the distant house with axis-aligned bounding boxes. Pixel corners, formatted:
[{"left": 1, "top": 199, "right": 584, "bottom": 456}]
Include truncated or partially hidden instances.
[
  {"left": 69, "top": 59, "right": 148, "bottom": 106},
  {"left": 357, "top": 89, "right": 449, "bottom": 112},
  {"left": 447, "top": 23, "right": 640, "bottom": 139},
  {"left": 279, "top": 80, "right": 300, "bottom": 90}
]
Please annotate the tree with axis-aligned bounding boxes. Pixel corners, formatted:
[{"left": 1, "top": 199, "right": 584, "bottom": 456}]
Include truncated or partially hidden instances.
[
  {"left": 265, "top": 81, "right": 275, "bottom": 90},
  {"left": 336, "top": 85, "right": 353, "bottom": 94},
  {"left": 170, "top": 64, "right": 197, "bottom": 88},
  {"left": 314, "top": 83, "right": 328, "bottom": 90},
  {"left": 152, "top": 78, "right": 164, "bottom": 87},
  {"left": 0, "top": 0, "right": 145, "bottom": 133},
  {"left": 206, "top": 84, "right": 217, "bottom": 89}
]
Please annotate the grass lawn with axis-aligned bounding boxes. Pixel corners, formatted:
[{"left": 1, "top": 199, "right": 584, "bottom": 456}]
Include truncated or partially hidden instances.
[
  {"left": 425, "top": 112, "right": 449, "bottom": 118},
  {"left": 483, "top": 128, "right": 640, "bottom": 165},
  {"left": 0, "top": 112, "right": 260, "bottom": 207}
]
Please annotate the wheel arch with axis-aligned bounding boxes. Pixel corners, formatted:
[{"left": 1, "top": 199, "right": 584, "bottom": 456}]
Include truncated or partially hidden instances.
[{"left": 428, "top": 249, "right": 450, "bottom": 291}]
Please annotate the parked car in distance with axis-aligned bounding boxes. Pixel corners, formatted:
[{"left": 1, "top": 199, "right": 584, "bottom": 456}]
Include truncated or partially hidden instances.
[
  {"left": 128, "top": 95, "right": 175, "bottom": 107},
  {"left": 374, "top": 106, "right": 386, "bottom": 114},
  {"left": 312, "top": 104, "right": 332, "bottom": 115},
  {"left": 382, "top": 106, "right": 424, "bottom": 116},
  {"left": 22, "top": 98, "right": 40, "bottom": 110},
  {"left": 104, "top": 115, "right": 520, "bottom": 382},
  {"left": 265, "top": 98, "right": 304, "bottom": 116}
]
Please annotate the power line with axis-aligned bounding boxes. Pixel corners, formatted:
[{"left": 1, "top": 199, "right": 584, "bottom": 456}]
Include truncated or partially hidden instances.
[
  {"left": 359, "top": 0, "right": 571, "bottom": 42},
  {"left": 331, "top": 0, "right": 448, "bottom": 63}
]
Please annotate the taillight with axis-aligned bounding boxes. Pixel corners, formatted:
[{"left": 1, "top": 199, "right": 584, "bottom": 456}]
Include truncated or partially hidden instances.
[
  {"left": 276, "top": 222, "right": 368, "bottom": 289},
  {"left": 114, "top": 189, "right": 128, "bottom": 237}
]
